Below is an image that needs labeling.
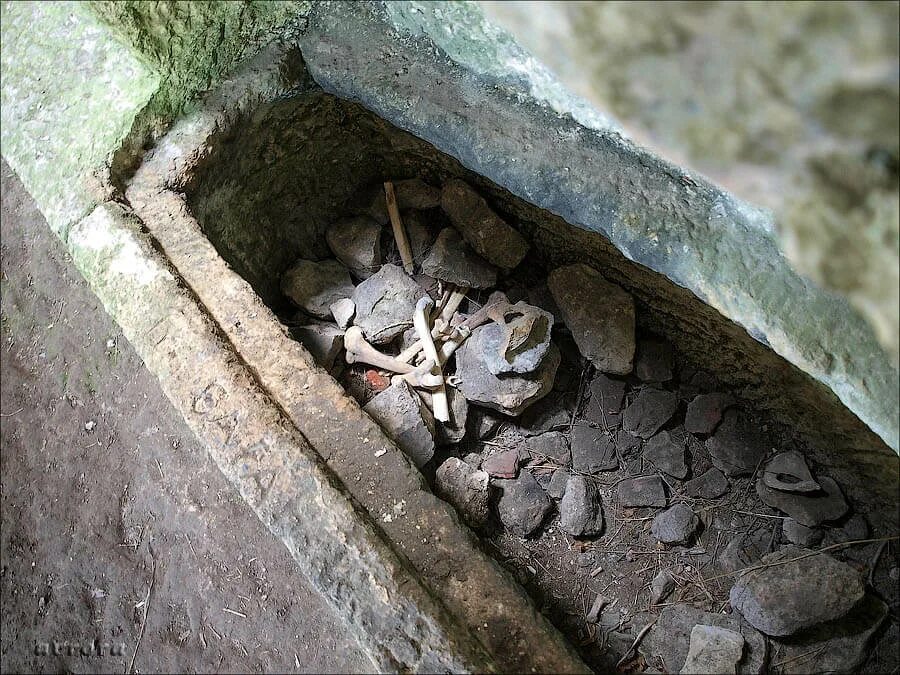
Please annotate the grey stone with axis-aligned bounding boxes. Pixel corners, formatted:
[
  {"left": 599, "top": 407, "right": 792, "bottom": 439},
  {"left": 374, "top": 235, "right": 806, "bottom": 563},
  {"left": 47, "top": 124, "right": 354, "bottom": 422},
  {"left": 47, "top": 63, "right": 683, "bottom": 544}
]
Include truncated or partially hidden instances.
[
  {"left": 352, "top": 263, "right": 427, "bottom": 344},
  {"left": 523, "top": 431, "right": 570, "bottom": 465},
  {"left": 519, "top": 396, "right": 572, "bottom": 435},
  {"left": 420, "top": 227, "right": 498, "bottom": 289},
  {"left": 547, "top": 263, "right": 635, "bottom": 374},
  {"left": 527, "top": 283, "right": 562, "bottom": 324},
  {"left": 466, "top": 408, "right": 503, "bottom": 440},
  {"left": 650, "top": 570, "right": 675, "bottom": 605},
  {"left": 824, "top": 513, "right": 869, "bottom": 546},
  {"left": 651, "top": 504, "right": 700, "bottom": 545},
  {"left": 683, "top": 468, "right": 729, "bottom": 499},
  {"left": 559, "top": 475, "right": 604, "bottom": 537},
  {"left": 635, "top": 340, "right": 674, "bottom": 383},
  {"left": 618, "top": 475, "right": 667, "bottom": 508},
  {"left": 434, "top": 457, "right": 491, "bottom": 530},
  {"left": 706, "top": 410, "right": 768, "bottom": 477},
  {"left": 411, "top": 272, "right": 441, "bottom": 300},
  {"left": 440, "top": 178, "right": 529, "bottom": 270},
  {"left": 730, "top": 546, "right": 866, "bottom": 636},
  {"left": 643, "top": 430, "right": 688, "bottom": 479},
  {"left": 718, "top": 530, "right": 770, "bottom": 574},
  {"left": 570, "top": 424, "right": 618, "bottom": 473},
  {"left": 496, "top": 472, "right": 553, "bottom": 537},
  {"left": 482, "top": 449, "right": 519, "bottom": 479},
  {"left": 684, "top": 392, "right": 734, "bottom": 435},
  {"left": 782, "top": 518, "right": 824, "bottom": 547},
  {"left": 583, "top": 374, "right": 627, "bottom": 429},
  {"left": 756, "top": 475, "right": 849, "bottom": 526},
  {"left": 680, "top": 624, "right": 745, "bottom": 675},
  {"left": 546, "top": 469, "right": 570, "bottom": 499},
  {"left": 403, "top": 210, "right": 438, "bottom": 265},
  {"left": 483, "top": 302, "right": 554, "bottom": 375},
  {"left": 623, "top": 388, "right": 679, "bottom": 439},
  {"left": 329, "top": 297, "right": 356, "bottom": 329},
  {"left": 455, "top": 327, "right": 560, "bottom": 416},
  {"left": 282, "top": 258, "right": 356, "bottom": 319},
  {"left": 616, "top": 430, "right": 643, "bottom": 457},
  {"left": 363, "top": 381, "right": 436, "bottom": 469},
  {"left": 326, "top": 216, "right": 382, "bottom": 278},
  {"left": 762, "top": 450, "right": 820, "bottom": 493},
  {"left": 437, "top": 385, "right": 469, "bottom": 445},
  {"left": 462, "top": 452, "right": 483, "bottom": 469},
  {"left": 291, "top": 322, "right": 345, "bottom": 370},
  {"left": 365, "top": 179, "right": 442, "bottom": 223}
]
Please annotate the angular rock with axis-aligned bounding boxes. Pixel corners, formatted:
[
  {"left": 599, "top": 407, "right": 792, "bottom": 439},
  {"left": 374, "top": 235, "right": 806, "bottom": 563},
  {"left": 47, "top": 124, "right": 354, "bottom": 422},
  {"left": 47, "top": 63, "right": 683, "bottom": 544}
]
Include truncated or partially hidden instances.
[
  {"left": 706, "top": 410, "right": 767, "bottom": 477},
  {"left": 352, "top": 263, "right": 427, "bottom": 344},
  {"left": 496, "top": 472, "right": 553, "bottom": 537},
  {"left": 546, "top": 469, "right": 570, "bottom": 500},
  {"left": 436, "top": 385, "right": 468, "bottom": 445},
  {"left": 291, "top": 322, "right": 344, "bottom": 370},
  {"left": 523, "top": 431, "right": 571, "bottom": 465},
  {"left": 483, "top": 302, "right": 554, "bottom": 375},
  {"left": 364, "top": 179, "right": 442, "bottom": 223},
  {"left": 401, "top": 210, "right": 438, "bottom": 265},
  {"left": 527, "top": 282, "right": 562, "bottom": 324},
  {"left": 466, "top": 407, "right": 503, "bottom": 440},
  {"left": 482, "top": 449, "right": 520, "bottom": 479},
  {"left": 616, "top": 430, "right": 642, "bottom": 457},
  {"left": 547, "top": 263, "right": 635, "bottom": 374},
  {"left": 559, "top": 475, "right": 604, "bottom": 537},
  {"left": 363, "top": 381, "right": 436, "bottom": 469},
  {"left": 683, "top": 467, "right": 729, "bottom": 499},
  {"left": 411, "top": 272, "right": 441, "bottom": 300},
  {"left": 635, "top": 340, "right": 674, "bottom": 382},
  {"left": 680, "top": 624, "right": 745, "bottom": 675},
  {"left": 584, "top": 374, "right": 627, "bottom": 429},
  {"left": 420, "top": 227, "right": 498, "bottom": 289},
  {"left": 684, "top": 392, "right": 733, "bottom": 435},
  {"left": 650, "top": 570, "right": 675, "bottom": 605},
  {"left": 462, "top": 452, "right": 483, "bottom": 469},
  {"left": 652, "top": 503, "right": 700, "bottom": 545},
  {"left": 434, "top": 457, "right": 491, "bottom": 529},
  {"left": 718, "top": 530, "right": 770, "bottom": 574},
  {"left": 623, "top": 388, "right": 679, "bottom": 439},
  {"left": 643, "top": 430, "right": 688, "bottom": 479},
  {"left": 756, "top": 475, "right": 849, "bottom": 526},
  {"left": 519, "top": 396, "right": 571, "bottom": 436},
  {"left": 455, "top": 327, "right": 559, "bottom": 416},
  {"left": 825, "top": 513, "right": 869, "bottom": 545},
  {"left": 782, "top": 518, "right": 824, "bottom": 547},
  {"left": 618, "top": 475, "right": 667, "bottom": 508},
  {"left": 440, "top": 178, "right": 529, "bottom": 270},
  {"left": 730, "top": 546, "right": 866, "bottom": 636},
  {"left": 570, "top": 424, "right": 618, "bottom": 473},
  {"left": 329, "top": 297, "right": 355, "bottom": 329},
  {"left": 325, "top": 216, "right": 382, "bottom": 278},
  {"left": 282, "top": 259, "right": 356, "bottom": 319},
  {"left": 761, "top": 451, "right": 820, "bottom": 493}
]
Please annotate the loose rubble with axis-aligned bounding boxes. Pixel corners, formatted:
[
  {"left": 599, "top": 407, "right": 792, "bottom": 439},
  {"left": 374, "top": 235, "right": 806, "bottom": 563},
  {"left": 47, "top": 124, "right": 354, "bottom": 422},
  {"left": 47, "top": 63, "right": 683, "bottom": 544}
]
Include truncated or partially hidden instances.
[
  {"left": 352, "top": 263, "right": 427, "bottom": 344},
  {"left": 497, "top": 472, "right": 553, "bottom": 537},
  {"left": 326, "top": 216, "right": 382, "bottom": 278},
  {"left": 282, "top": 258, "right": 355, "bottom": 319},
  {"left": 421, "top": 227, "right": 497, "bottom": 289},
  {"left": 618, "top": 475, "right": 667, "bottom": 508},
  {"left": 559, "top": 475, "right": 604, "bottom": 537},
  {"left": 679, "top": 624, "right": 745, "bottom": 675},
  {"left": 643, "top": 430, "right": 688, "bottom": 478},
  {"left": 363, "top": 381, "right": 436, "bottom": 469},
  {"left": 651, "top": 503, "right": 700, "bottom": 545},
  {"left": 623, "top": 388, "right": 678, "bottom": 438},
  {"left": 434, "top": 457, "right": 491, "bottom": 529},
  {"left": 706, "top": 409, "right": 767, "bottom": 476}
]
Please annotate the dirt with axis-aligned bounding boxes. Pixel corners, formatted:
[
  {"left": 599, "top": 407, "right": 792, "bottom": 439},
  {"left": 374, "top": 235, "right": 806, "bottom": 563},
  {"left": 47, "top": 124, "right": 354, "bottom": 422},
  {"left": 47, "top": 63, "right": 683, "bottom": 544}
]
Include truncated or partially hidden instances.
[{"left": 0, "top": 160, "right": 370, "bottom": 674}]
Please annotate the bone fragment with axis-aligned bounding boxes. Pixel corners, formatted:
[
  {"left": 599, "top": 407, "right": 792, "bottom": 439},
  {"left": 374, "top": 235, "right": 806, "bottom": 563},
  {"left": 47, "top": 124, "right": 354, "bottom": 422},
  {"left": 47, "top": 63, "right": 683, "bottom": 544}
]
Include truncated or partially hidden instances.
[
  {"left": 344, "top": 326, "right": 414, "bottom": 374},
  {"left": 413, "top": 297, "right": 450, "bottom": 422},
  {"left": 384, "top": 181, "right": 415, "bottom": 275}
]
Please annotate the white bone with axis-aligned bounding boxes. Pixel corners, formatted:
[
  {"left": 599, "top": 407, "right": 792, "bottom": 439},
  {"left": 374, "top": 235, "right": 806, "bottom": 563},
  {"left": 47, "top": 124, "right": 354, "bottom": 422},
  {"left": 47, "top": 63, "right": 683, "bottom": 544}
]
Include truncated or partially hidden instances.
[
  {"left": 344, "top": 326, "right": 414, "bottom": 374},
  {"left": 413, "top": 297, "right": 450, "bottom": 422}
]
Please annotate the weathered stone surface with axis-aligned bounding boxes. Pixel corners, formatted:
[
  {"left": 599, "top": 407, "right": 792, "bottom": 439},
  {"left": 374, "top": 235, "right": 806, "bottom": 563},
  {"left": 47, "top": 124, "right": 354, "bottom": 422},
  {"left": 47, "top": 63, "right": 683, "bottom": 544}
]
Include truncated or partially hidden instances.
[
  {"left": 282, "top": 259, "right": 355, "bottom": 319},
  {"left": 584, "top": 374, "right": 626, "bottom": 429},
  {"left": 650, "top": 570, "right": 675, "bottom": 605},
  {"left": 718, "top": 530, "right": 770, "bottom": 574},
  {"left": 466, "top": 407, "right": 503, "bottom": 440},
  {"left": 403, "top": 210, "right": 438, "bottom": 265},
  {"left": 618, "top": 475, "right": 667, "bottom": 508},
  {"left": 483, "top": 303, "right": 554, "bottom": 375},
  {"left": 623, "top": 388, "right": 678, "bottom": 439},
  {"left": 527, "top": 282, "right": 561, "bottom": 324},
  {"left": 524, "top": 431, "right": 570, "bottom": 465},
  {"left": 352, "top": 263, "right": 426, "bottom": 344},
  {"left": 363, "top": 381, "right": 436, "bottom": 469},
  {"left": 730, "top": 546, "right": 866, "bottom": 636},
  {"left": 680, "top": 624, "right": 745, "bottom": 675},
  {"left": 570, "top": 424, "right": 618, "bottom": 473},
  {"left": 455, "top": 327, "right": 560, "bottom": 415},
  {"left": 559, "top": 475, "right": 604, "bottom": 537},
  {"left": 291, "top": 322, "right": 344, "bottom": 370},
  {"left": 482, "top": 449, "right": 520, "bottom": 479},
  {"left": 762, "top": 451, "right": 820, "bottom": 493},
  {"left": 756, "top": 475, "right": 849, "bottom": 526},
  {"left": 496, "top": 472, "right": 553, "bottom": 537},
  {"left": 519, "top": 396, "right": 571, "bottom": 436},
  {"left": 782, "top": 518, "right": 824, "bottom": 547},
  {"left": 825, "top": 513, "right": 869, "bottom": 546},
  {"left": 437, "top": 385, "right": 469, "bottom": 445},
  {"left": 440, "top": 178, "right": 529, "bottom": 270},
  {"left": 421, "top": 227, "right": 497, "bottom": 289},
  {"left": 326, "top": 216, "right": 382, "bottom": 278},
  {"left": 434, "top": 457, "right": 491, "bottom": 529},
  {"left": 651, "top": 503, "right": 699, "bottom": 545},
  {"left": 365, "top": 179, "right": 442, "bottom": 223},
  {"left": 546, "top": 469, "right": 570, "bottom": 500},
  {"left": 547, "top": 263, "right": 635, "bottom": 374},
  {"left": 684, "top": 392, "right": 733, "bottom": 435},
  {"left": 643, "top": 430, "right": 688, "bottom": 478},
  {"left": 683, "top": 467, "right": 729, "bottom": 499},
  {"left": 616, "top": 430, "right": 642, "bottom": 457},
  {"left": 635, "top": 340, "right": 674, "bottom": 382},
  {"left": 706, "top": 410, "right": 768, "bottom": 476},
  {"left": 329, "top": 297, "right": 355, "bottom": 329}
]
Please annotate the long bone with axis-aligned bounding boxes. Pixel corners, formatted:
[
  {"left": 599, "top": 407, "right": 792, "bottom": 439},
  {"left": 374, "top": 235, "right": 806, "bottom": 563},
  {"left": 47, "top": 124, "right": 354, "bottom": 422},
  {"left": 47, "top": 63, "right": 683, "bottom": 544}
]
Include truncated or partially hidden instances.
[
  {"left": 413, "top": 297, "right": 450, "bottom": 422},
  {"left": 397, "top": 286, "right": 469, "bottom": 364},
  {"left": 344, "top": 326, "right": 415, "bottom": 374},
  {"left": 390, "top": 359, "right": 445, "bottom": 388}
]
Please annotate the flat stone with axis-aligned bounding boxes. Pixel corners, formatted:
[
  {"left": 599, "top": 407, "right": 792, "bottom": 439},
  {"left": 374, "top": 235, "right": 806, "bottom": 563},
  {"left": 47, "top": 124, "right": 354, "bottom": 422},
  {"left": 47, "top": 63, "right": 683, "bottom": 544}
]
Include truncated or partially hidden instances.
[
  {"left": 466, "top": 408, "right": 503, "bottom": 440},
  {"left": 680, "top": 624, "right": 745, "bottom": 675},
  {"left": 618, "top": 475, "right": 667, "bottom": 508},
  {"left": 482, "top": 449, "right": 520, "bottom": 479},
  {"left": 616, "top": 430, "right": 643, "bottom": 457},
  {"left": 706, "top": 410, "right": 767, "bottom": 476},
  {"left": 363, "top": 381, "right": 436, "bottom": 469},
  {"left": 762, "top": 451, "right": 820, "bottom": 493},
  {"left": 635, "top": 340, "right": 674, "bottom": 382},
  {"left": 483, "top": 302, "right": 554, "bottom": 375},
  {"left": 434, "top": 457, "right": 491, "bottom": 530},
  {"left": 440, "top": 178, "right": 529, "bottom": 270},
  {"left": 718, "top": 530, "right": 770, "bottom": 574},
  {"left": 650, "top": 570, "right": 675, "bottom": 605},
  {"left": 291, "top": 322, "right": 344, "bottom": 370},
  {"left": 326, "top": 216, "right": 382, "bottom": 278},
  {"left": 559, "top": 475, "right": 604, "bottom": 537},
  {"left": 547, "top": 263, "right": 635, "bottom": 374},
  {"left": 652, "top": 503, "right": 700, "bottom": 545},
  {"left": 730, "top": 546, "right": 866, "bottom": 636},
  {"left": 782, "top": 518, "right": 824, "bottom": 547},
  {"left": 282, "top": 258, "right": 356, "bottom": 319},
  {"left": 583, "top": 374, "right": 627, "bottom": 429},
  {"left": 329, "top": 297, "right": 356, "bottom": 329},
  {"left": 570, "top": 424, "right": 618, "bottom": 473},
  {"left": 622, "top": 388, "right": 679, "bottom": 439},
  {"left": 519, "top": 396, "right": 572, "bottom": 436},
  {"left": 643, "top": 430, "right": 688, "bottom": 478},
  {"left": 684, "top": 393, "right": 734, "bottom": 435},
  {"left": 756, "top": 475, "right": 849, "bottom": 526},
  {"left": 496, "top": 472, "right": 553, "bottom": 537},
  {"left": 546, "top": 469, "right": 570, "bottom": 499},
  {"left": 523, "top": 431, "right": 570, "bottom": 465},
  {"left": 683, "top": 468, "right": 729, "bottom": 499},
  {"left": 420, "top": 227, "right": 498, "bottom": 289},
  {"left": 825, "top": 513, "right": 869, "bottom": 545},
  {"left": 455, "top": 327, "right": 560, "bottom": 416},
  {"left": 352, "top": 263, "right": 427, "bottom": 344}
]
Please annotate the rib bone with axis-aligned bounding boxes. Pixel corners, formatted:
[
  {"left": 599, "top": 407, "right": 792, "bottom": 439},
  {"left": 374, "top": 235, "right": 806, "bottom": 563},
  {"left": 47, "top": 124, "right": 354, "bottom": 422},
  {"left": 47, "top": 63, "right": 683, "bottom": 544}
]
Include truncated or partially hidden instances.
[{"left": 344, "top": 326, "right": 414, "bottom": 374}]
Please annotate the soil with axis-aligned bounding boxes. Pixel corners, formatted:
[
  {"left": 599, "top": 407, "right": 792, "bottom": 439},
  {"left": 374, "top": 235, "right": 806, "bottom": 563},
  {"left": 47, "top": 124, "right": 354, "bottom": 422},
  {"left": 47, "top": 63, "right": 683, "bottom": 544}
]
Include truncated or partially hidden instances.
[{"left": 0, "top": 160, "right": 370, "bottom": 674}]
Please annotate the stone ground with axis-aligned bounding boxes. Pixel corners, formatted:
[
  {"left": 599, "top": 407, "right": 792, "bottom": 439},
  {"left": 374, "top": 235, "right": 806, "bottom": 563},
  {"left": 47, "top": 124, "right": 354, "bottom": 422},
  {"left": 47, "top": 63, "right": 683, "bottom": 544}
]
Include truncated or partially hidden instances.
[{"left": 0, "top": 160, "right": 370, "bottom": 674}]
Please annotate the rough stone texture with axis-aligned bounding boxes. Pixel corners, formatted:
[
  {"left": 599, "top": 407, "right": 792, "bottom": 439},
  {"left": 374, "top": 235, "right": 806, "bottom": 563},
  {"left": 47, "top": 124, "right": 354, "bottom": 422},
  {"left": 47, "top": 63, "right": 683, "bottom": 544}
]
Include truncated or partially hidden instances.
[
  {"left": 683, "top": 467, "right": 729, "bottom": 499},
  {"left": 440, "top": 178, "right": 529, "bottom": 270},
  {"left": 434, "top": 457, "right": 491, "bottom": 530},
  {"left": 650, "top": 570, "right": 675, "bottom": 605},
  {"left": 651, "top": 503, "right": 700, "bottom": 545},
  {"left": 618, "top": 476, "right": 667, "bottom": 508},
  {"left": 482, "top": 449, "right": 520, "bottom": 479},
  {"left": 546, "top": 469, "right": 570, "bottom": 500},
  {"left": 290, "top": 322, "right": 344, "bottom": 370},
  {"left": 437, "top": 385, "right": 468, "bottom": 445},
  {"left": 330, "top": 297, "right": 355, "bottom": 329},
  {"left": 730, "top": 547, "right": 866, "bottom": 636},
  {"left": 571, "top": 424, "right": 618, "bottom": 473},
  {"left": 680, "top": 624, "right": 745, "bottom": 675},
  {"left": 781, "top": 518, "right": 824, "bottom": 547},
  {"left": 548, "top": 263, "right": 635, "bottom": 374},
  {"left": 684, "top": 392, "right": 733, "bottom": 435},
  {"left": 643, "top": 430, "right": 688, "bottom": 478},
  {"left": 623, "top": 388, "right": 679, "bottom": 439},
  {"left": 519, "top": 396, "right": 571, "bottom": 435},
  {"left": 282, "top": 259, "right": 355, "bottom": 319},
  {"left": 496, "top": 472, "right": 553, "bottom": 537},
  {"left": 369, "top": 178, "right": 441, "bottom": 220},
  {"left": 524, "top": 431, "right": 571, "bottom": 465},
  {"left": 352, "top": 263, "right": 426, "bottom": 344},
  {"left": 585, "top": 374, "right": 627, "bottom": 428},
  {"left": 363, "top": 382, "right": 436, "bottom": 469},
  {"left": 402, "top": 210, "right": 437, "bottom": 265},
  {"left": 718, "top": 530, "right": 770, "bottom": 574},
  {"left": 420, "top": 227, "right": 497, "bottom": 289},
  {"left": 483, "top": 303, "right": 554, "bottom": 375},
  {"left": 706, "top": 410, "right": 768, "bottom": 476},
  {"left": 559, "top": 475, "right": 604, "bottom": 537},
  {"left": 756, "top": 475, "right": 849, "bottom": 527},
  {"left": 635, "top": 339, "right": 674, "bottom": 382},
  {"left": 761, "top": 450, "right": 819, "bottom": 493},
  {"left": 326, "top": 216, "right": 382, "bottom": 278},
  {"left": 824, "top": 513, "right": 869, "bottom": 546},
  {"left": 466, "top": 407, "right": 502, "bottom": 441}
]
